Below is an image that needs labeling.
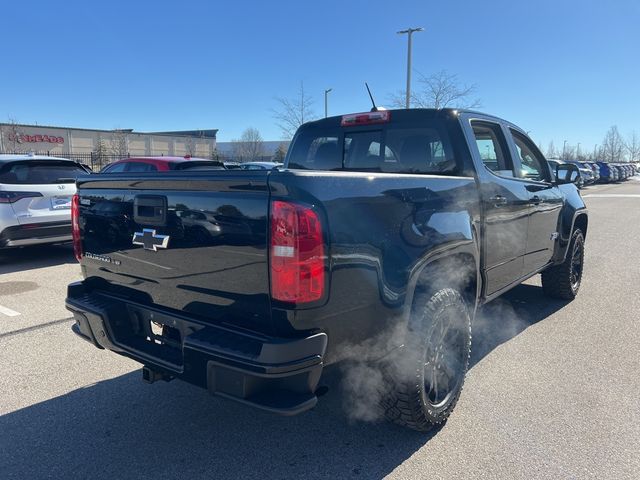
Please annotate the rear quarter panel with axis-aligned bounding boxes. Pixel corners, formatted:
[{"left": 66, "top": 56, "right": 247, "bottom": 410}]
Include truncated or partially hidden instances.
[{"left": 268, "top": 170, "right": 481, "bottom": 361}]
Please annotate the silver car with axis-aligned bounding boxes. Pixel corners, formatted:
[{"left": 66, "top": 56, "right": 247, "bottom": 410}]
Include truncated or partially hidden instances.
[{"left": 0, "top": 154, "right": 88, "bottom": 249}]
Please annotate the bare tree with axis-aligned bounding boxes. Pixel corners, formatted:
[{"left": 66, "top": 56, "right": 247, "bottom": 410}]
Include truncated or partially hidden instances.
[
  {"left": 546, "top": 141, "right": 558, "bottom": 159},
  {"left": 601, "top": 126, "right": 625, "bottom": 163},
  {"left": 625, "top": 131, "right": 640, "bottom": 163},
  {"left": 272, "top": 142, "right": 288, "bottom": 163},
  {"left": 1, "top": 118, "right": 24, "bottom": 152},
  {"left": 576, "top": 148, "right": 590, "bottom": 162},
  {"left": 93, "top": 135, "right": 109, "bottom": 169},
  {"left": 231, "top": 127, "right": 265, "bottom": 161},
  {"left": 563, "top": 145, "right": 577, "bottom": 161},
  {"left": 390, "top": 70, "right": 481, "bottom": 109},
  {"left": 110, "top": 129, "right": 129, "bottom": 158},
  {"left": 591, "top": 145, "right": 604, "bottom": 161},
  {"left": 272, "top": 81, "right": 316, "bottom": 139}
]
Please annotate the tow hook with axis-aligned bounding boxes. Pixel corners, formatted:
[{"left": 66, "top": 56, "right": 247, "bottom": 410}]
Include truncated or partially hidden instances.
[{"left": 142, "top": 366, "right": 174, "bottom": 384}]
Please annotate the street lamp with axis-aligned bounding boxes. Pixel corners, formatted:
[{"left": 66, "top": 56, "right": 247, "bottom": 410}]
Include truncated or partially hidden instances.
[
  {"left": 577, "top": 142, "right": 581, "bottom": 158},
  {"left": 563, "top": 140, "right": 567, "bottom": 160},
  {"left": 324, "top": 88, "right": 332, "bottom": 118},
  {"left": 397, "top": 27, "right": 424, "bottom": 109}
]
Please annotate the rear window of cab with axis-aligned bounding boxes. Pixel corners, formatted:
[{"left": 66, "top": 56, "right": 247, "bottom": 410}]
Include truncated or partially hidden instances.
[{"left": 286, "top": 121, "right": 457, "bottom": 175}]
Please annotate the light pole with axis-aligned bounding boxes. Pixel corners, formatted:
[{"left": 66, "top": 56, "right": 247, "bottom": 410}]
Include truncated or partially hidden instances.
[
  {"left": 563, "top": 140, "right": 567, "bottom": 160},
  {"left": 324, "top": 88, "right": 332, "bottom": 118},
  {"left": 397, "top": 27, "right": 424, "bottom": 109},
  {"left": 577, "top": 142, "right": 581, "bottom": 159}
]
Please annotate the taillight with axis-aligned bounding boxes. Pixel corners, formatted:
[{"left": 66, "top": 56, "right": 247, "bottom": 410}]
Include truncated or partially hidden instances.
[
  {"left": 0, "top": 191, "right": 43, "bottom": 203},
  {"left": 340, "top": 110, "right": 391, "bottom": 126},
  {"left": 270, "top": 200, "right": 325, "bottom": 304},
  {"left": 71, "top": 194, "right": 82, "bottom": 262}
]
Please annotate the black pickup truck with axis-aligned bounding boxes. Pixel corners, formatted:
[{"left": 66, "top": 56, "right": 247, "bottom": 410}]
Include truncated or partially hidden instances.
[{"left": 66, "top": 109, "right": 587, "bottom": 431}]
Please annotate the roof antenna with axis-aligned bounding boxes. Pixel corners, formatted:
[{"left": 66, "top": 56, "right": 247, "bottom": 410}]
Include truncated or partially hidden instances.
[{"left": 365, "top": 82, "right": 385, "bottom": 112}]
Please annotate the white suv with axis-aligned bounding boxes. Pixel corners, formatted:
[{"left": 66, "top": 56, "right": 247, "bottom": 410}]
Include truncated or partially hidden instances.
[{"left": 0, "top": 154, "right": 89, "bottom": 249}]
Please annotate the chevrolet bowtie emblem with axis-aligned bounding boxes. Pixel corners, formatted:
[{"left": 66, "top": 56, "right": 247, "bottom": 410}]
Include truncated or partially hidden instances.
[{"left": 132, "top": 229, "right": 170, "bottom": 251}]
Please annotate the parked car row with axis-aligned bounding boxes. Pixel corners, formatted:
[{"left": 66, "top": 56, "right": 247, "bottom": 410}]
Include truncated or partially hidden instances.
[
  {"left": 0, "top": 154, "right": 283, "bottom": 251},
  {"left": 99, "top": 156, "right": 283, "bottom": 173},
  {"left": 595, "top": 161, "right": 636, "bottom": 183},
  {"left": 548, "top": 159, "right": 636, "bottom": 188}
]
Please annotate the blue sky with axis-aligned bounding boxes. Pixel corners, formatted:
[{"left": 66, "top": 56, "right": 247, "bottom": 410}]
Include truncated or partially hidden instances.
[{"left": 1, "top": 0, "right": 638, "bottom": 151}]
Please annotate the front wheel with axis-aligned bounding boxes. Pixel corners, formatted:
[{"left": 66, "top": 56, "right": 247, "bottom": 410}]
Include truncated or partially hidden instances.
[
  {"left": 381, "top": 288, "right": 471, "bottom": 432},
  {"left": 541, "top": 228, "right": 585, "bottom": 300}
]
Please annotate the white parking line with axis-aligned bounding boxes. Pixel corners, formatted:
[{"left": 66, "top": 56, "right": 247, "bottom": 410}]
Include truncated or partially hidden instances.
[
  {"left": 582, "top": 194, "right": 640, "bottom": 198},
  {"left": 0, "top": 304, "right": 20, "bottom": 317}
]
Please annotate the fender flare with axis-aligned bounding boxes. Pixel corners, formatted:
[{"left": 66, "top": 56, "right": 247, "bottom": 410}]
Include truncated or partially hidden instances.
[
  {"left": 402, "top": 226, "right": 481, "bottom": 326},
  {"left": 554, "top": 208, "right": 588, "bottom": 263}
]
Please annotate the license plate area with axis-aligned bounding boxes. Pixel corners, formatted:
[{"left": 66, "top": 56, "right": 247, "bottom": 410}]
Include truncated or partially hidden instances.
[
  {"left": 51, "top": 195, "right": 72, "bottom": 210},
  {"left": 111, "top": 304, "right": 185, "bottom": 366}
]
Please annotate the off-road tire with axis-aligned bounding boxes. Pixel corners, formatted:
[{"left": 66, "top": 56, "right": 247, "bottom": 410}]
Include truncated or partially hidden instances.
[
  {"left": 380, "top": 288, "right": 472, "bottom": 432},
  {"left": 541, "top": 228, "right": 585, "bottom": 300}
]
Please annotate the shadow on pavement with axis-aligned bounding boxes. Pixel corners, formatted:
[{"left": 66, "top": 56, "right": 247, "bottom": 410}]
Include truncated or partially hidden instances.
[
  {"left": 471, "top": 283, "right": 568, "bottom": 367},
  {"left": 0, "top": 365, "right": 431, "bottom": 480},
  {"left": 0, "top": 244, "right": 76, "bottom": 275},
  {"left": 0, "top": 283, "right": 568, "bottom": 479}
]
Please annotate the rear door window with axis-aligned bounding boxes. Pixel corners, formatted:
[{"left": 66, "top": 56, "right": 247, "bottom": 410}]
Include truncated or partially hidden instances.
[
  {"left": 0, "top": 161, "right": 86, "bottom": 184},
  {"left": 470, "top": 121, "right": 514, "bottom": 177}
]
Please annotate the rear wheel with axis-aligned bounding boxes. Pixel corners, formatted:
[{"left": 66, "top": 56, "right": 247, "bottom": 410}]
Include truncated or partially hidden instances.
[
  {"left": 381, "top": 288, "right": 471, "bottom": 432},
  {"left": 541, "top": 228, "right": 585, "bottom": 300}
]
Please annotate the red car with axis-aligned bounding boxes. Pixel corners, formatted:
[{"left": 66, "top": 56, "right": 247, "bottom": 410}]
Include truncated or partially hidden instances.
[{"left": 100, "top": 156, "right": 224, "bottom": 173}]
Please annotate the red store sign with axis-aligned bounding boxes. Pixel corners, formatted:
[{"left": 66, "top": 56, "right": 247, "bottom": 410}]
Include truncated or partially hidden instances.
[{"left": 7, "top": 133, "right": 65, "bottom": 144}]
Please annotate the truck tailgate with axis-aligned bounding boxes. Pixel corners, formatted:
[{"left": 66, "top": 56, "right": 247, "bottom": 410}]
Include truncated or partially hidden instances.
[{"left": 76, "top": 172, "right": 272, "bottom": 333}]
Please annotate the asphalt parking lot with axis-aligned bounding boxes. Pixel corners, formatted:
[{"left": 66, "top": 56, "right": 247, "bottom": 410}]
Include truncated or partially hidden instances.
[{"left": 1, "top": 179, "right": 639, "bottom": 480}]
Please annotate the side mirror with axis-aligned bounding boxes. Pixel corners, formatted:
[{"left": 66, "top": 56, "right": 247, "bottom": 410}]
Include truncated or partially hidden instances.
[{"left": 555, "top": 163, "right": 579, "bottom": 185}]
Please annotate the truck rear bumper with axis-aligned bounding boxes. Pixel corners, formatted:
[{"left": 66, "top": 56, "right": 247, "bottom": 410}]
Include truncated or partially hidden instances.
[{"left": 65, "top": 281, "right": 327, "bottom": 416}]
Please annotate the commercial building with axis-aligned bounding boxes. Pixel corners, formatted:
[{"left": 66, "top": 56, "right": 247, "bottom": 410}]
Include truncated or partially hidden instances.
[
  {"left": 215, "top": 140, "right": 289, "bottom": 159},
  {"left": 0, "top": 123, "right": 217, "bottom": 157}
]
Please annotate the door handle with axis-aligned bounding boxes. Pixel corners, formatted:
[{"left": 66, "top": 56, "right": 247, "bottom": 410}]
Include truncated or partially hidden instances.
[
  {"left": 489, "top": 195, "right": 507, "bottom": 207},
  {"left": 530, "top": 195, "right": 541, "bottom": 205}
]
